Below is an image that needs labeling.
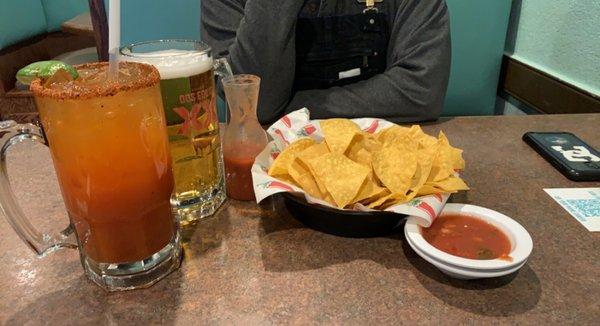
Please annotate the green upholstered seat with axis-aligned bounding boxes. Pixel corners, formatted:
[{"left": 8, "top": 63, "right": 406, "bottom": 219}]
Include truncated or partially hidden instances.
[
  {"left": 42, "top": 0, "right": 88, "bottom": 32},
  {"left": 0, "top": 0, "right": 88, "bottom": 50}
]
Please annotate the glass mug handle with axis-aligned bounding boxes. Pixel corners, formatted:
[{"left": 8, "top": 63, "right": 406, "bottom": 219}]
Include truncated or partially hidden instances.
[
  {"left": 213, "top": 58, "right": 233, "bottom": 123},
  {"left": 213, "top": 57, "right": 233, "bottom": 79},
  {"left": 0, "top": 121, "right": 77, "bottom": 255}
]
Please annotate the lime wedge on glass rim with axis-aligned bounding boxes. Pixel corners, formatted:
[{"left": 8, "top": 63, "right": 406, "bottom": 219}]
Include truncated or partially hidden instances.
[{"left": 16, "top": 60, "right": 78, "bottom": 85}]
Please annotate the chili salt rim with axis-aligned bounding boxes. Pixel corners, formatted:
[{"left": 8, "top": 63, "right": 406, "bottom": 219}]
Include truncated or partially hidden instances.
[{"left": 30, "top": 61, "right": 160, "bottom": 100}]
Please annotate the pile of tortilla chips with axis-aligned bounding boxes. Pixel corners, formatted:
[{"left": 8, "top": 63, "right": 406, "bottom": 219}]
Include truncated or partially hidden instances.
[{"left": 268, "top": 118, "right": 469, "bottom": 209}]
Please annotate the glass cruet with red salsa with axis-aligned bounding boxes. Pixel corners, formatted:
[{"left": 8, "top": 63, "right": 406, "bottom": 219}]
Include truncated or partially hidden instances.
[{"left": 222, "top": 74, "right": 268, "bottom": 201}]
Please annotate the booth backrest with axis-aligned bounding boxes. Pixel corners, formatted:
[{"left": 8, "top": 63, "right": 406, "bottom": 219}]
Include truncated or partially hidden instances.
[
  {"left": 42, "top": 0, "right": 89, "bottom": 32},
  {"left": 443, "top": 0, "right": 512, "bottom": 116},
  {"left": 0, "top": 0, "right": 88, "bottom": 50},
  {"left": 0, "top": 0, "right": 47, "bottom": 50}
]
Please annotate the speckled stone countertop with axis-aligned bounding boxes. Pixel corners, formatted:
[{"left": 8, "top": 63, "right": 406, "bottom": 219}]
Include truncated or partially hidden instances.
[{"left": 1, "top": 114, "right": 599, "bottom": 324}]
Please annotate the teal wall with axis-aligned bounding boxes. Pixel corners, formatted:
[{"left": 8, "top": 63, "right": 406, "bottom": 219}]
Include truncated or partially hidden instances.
[
  {"left": 105, "top": 0, "right": 200, "bottom": 46},
  {"left": 506, "top": 0, "right": 600, "bottom": 96}
]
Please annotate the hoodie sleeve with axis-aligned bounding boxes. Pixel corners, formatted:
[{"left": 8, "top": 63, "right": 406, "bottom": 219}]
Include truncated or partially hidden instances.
[{"left": 201, "top": 0, "right": 306, "bottom": 123}]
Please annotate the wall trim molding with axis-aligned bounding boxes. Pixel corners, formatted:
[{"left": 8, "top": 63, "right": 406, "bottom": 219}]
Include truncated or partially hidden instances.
[{"left": 499, "top": 56, "right": 600, "bottom": 114}]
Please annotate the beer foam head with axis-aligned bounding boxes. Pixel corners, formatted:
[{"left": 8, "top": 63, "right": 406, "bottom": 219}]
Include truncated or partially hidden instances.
[{"left": 122, "top": 49, "right": 213, "bottom": 80}]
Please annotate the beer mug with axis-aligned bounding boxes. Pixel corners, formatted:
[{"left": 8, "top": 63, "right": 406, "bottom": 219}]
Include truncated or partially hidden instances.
[
  {"left": 121, "top": 40, "right": 232, "bottom": 224},
  {"left": 0, "top": 62, "right": 181, "bottom": 291}
]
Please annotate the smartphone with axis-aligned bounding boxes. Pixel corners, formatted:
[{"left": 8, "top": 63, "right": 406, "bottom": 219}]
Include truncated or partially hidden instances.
[{"left": 523, "top": 132, "right": 600, "bottom": 182}]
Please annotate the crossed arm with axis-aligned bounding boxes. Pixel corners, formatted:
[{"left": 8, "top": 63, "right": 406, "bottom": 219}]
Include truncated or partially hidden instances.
[{"left": 201, "top": 0, "right": 451, "bottom": 124}]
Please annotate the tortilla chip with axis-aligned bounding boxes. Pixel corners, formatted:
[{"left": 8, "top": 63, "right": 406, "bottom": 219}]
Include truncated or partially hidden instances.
[
  {"left": 425, "top": 131, "right": 466, "bottom": 183},
  {"left": 438, "top": 131, "right": 465, "bottom": 170},
  {"left": 273, "top": 174, "right": 299, "bottom": 187},
  {"left": 268, "top": 138, "right": 315, "bottom": 176},
  {"left": 298, "top": 142, "right": 330, "bottom": 161},
  {"left": 288, "top": 158, "right": 325, "bottom": 199},
  {"left": 372, "top": 145, "right": 418, "bottom": 195},
  {"left": 367, "top": 193, "right": 395, "bottom": 209},
  {"left": 297, "top": 142, "right": 330, "bottom": 194},
  {"left": 360, "top": 188, "right": 391, "bottom": 205},
  {"left": 379, "top": 192, "right": 415, "bottom": 209},
  {"left": 360, "top": 131, "right": 383, "bottom": 153},
  {"left": 378, "top": 125, "right": 421, "bottom": 150},
  {"left": 307, "top": 152, "right": 370, "bottom": 208},
  {"left": 408, "top": 144, "right": 438, "bottom": 195},
  {"left": 377, "top": 125, "right": 409, "bottom": 143},
  {"left": 429, "top": 176, "right": 470, "bottom": 192},
  {"left": 415, "top": 132, "right": 438, "bottom": 149},
  {"left": 346, "top": 134, "right": 372, "bottom": 166},
  {"left": 352, "top": 177, "right": 387, "bottom": 204},
  {"left": 416, "top": 185, "right": 443, "bottom": 196},
  {"left": 321, "top": 119, "right": 361, "bottom": 153}
]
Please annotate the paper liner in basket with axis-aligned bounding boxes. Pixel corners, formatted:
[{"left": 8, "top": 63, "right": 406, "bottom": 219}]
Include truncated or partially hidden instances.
[{"left": 251, "top": 108, "right": 449, "bottom": 227}]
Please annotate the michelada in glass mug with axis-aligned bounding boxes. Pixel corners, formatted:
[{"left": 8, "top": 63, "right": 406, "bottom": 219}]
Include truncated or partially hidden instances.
[{"left": 1, "top": 61, "right": 181, "bottom": 291}]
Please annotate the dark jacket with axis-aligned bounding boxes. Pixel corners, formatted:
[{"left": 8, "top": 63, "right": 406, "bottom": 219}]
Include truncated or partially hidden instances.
[{"left": 201, "top": 0, "right": 451, "bottom": 124}]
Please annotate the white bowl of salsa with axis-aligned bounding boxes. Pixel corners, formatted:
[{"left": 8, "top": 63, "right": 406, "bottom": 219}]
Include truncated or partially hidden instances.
[
  {"left": 405, "top": 234, "right": 528, "bottom": 279},
  {"left": 404, "top": 204, "right": 533, "bottom": 276}
]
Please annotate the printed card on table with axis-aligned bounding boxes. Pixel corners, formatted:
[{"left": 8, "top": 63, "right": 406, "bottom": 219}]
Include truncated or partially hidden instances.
[{"left": 544, "top": 188, "right": 600, "bottom": 232}]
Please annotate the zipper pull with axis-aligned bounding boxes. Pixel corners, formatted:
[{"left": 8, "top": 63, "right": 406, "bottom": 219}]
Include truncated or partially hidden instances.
[{"left": 364, "top": 0, "right": 378, "bottom": 13}]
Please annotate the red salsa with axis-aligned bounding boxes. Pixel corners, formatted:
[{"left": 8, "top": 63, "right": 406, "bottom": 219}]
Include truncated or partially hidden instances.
[
  {"left": 421, "top": 214, "right": 512, "bottom": 260},
  {"left": 224, "top": 153, "right": 258, "bottom": 201}
]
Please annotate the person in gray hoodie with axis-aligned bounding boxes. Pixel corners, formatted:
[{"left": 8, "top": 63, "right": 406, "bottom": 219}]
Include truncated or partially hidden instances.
[{"left": 201, "top": 0, "right": 451, "bottom": 124}]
